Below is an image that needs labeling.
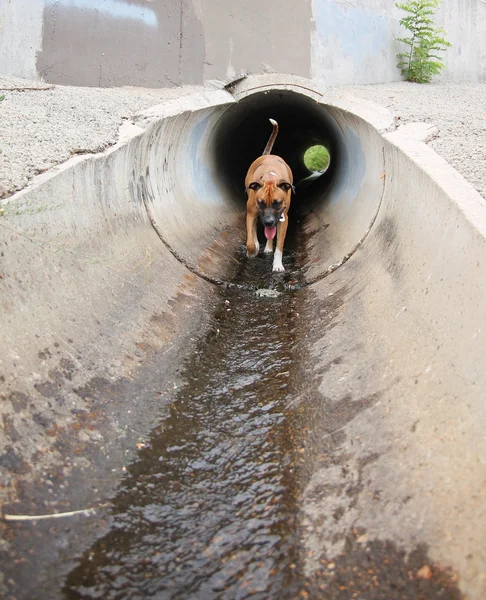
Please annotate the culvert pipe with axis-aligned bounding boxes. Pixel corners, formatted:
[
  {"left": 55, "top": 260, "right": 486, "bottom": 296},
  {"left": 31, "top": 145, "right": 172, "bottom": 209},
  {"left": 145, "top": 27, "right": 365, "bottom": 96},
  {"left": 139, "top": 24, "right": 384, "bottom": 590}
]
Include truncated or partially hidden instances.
[
  {"left": 1, "top": 74, "right": 486, "bottom": 599},
  {"left": 129, "top": 77, "right": 391, "bottom": 286}
]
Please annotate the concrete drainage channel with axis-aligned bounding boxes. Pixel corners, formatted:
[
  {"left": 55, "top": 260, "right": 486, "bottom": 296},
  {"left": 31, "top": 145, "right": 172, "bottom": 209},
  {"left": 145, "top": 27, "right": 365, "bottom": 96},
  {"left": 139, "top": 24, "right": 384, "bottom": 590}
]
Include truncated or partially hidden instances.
[{"left": 1, "top": 74, "right": 486, "bottom": 599}]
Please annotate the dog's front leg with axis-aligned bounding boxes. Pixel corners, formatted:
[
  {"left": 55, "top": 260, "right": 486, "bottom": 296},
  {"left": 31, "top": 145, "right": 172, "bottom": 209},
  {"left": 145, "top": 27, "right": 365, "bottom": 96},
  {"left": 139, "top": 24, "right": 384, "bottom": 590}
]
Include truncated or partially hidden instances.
[
  {"left": 246, "top": 212, "right": 259, "bottom": 257},
  {"left": 264, "top": 237, "right": 274, "bottom": 254},
  {"left": 273, "top": 215, "right": 288, "bottom": 272}
]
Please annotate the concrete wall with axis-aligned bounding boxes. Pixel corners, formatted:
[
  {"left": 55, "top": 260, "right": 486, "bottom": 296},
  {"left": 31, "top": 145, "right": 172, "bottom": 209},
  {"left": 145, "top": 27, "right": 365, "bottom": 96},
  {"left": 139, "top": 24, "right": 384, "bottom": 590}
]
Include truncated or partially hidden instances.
[
  {"left": 0, "top": 0, "right": 484, "bottom": 86},
  {"left": 310, "top": 0, "right": 400, "bottom": 84},
  {"left": 436, "top": 0, "right": 486, "bottom": 81},
  {"left": 0, "top": 0, "right": 45, "bottom": 81},
  {"left": 310, "top": 0, "right": 486, "bottom": 84}
]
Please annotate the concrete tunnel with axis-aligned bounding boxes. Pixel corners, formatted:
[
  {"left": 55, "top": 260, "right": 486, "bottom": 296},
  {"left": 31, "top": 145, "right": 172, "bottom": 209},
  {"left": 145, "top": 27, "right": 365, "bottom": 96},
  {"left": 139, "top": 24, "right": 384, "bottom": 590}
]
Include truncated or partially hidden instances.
[
  {"left": 2, "top": 75, "right": 486, "bottom": 598},
  {"left": 129, "top": 80, "right": 387, "bottom": 287}
]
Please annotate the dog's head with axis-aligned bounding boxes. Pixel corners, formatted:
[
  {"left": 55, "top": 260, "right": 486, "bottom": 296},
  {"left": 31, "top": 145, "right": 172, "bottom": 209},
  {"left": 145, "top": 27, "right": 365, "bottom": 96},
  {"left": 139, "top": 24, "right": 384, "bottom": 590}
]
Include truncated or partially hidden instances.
[{"left": 246, "top": 179, "right": 294, "bottom": 239}]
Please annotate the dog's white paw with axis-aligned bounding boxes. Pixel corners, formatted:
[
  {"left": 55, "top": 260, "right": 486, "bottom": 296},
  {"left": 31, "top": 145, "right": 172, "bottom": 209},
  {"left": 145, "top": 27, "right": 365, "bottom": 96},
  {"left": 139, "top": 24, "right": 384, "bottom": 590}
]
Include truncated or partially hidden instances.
[{"left": 272, "top": 249, "right": 284, "bottom": 272}]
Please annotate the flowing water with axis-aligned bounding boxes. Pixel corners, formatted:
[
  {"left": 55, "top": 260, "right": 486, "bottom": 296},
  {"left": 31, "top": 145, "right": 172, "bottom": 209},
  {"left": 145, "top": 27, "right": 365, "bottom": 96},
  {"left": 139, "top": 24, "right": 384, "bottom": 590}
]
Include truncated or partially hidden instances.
[{"left": 65, "top": 219, "right": 310, "bottom": 599}]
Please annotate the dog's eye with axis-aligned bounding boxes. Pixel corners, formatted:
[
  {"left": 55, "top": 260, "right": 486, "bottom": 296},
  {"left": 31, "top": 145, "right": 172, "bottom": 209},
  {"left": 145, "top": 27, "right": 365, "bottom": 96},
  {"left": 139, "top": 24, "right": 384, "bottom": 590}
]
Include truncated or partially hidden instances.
[
  {"left": 257, "top": 200, "right": 265, "bottom": 208},
  {"left": 272, "top": 200, "right": 282, "bottom": 208}
]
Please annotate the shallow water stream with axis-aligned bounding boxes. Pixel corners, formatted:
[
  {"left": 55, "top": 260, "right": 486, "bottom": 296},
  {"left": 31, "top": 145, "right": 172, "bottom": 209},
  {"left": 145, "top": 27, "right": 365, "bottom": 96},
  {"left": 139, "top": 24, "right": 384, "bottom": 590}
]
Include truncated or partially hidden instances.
[{"left": 65, "top": 226, "right": 310, "bottom": 599}]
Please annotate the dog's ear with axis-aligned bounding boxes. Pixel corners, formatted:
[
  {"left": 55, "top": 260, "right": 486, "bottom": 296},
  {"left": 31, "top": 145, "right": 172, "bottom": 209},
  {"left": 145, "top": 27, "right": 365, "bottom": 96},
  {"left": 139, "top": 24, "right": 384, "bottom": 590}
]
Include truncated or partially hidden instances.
[
  {"left": 246, "top": 182, "right": 262, "bottom": 192},
  {"left": 278, "top": 182, "right": 295, "bottom": 194}
]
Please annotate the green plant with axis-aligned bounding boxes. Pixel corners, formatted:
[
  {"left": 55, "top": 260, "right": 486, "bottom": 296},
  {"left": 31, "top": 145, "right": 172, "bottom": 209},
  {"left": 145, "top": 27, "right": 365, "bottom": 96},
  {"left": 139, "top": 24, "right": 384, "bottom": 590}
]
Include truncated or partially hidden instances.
[
  {"left": 396, "top": 0, "right": 451, "bottom": 83},
  {"left": 303, "top": 145, "right": 330, "bottom": 172}
]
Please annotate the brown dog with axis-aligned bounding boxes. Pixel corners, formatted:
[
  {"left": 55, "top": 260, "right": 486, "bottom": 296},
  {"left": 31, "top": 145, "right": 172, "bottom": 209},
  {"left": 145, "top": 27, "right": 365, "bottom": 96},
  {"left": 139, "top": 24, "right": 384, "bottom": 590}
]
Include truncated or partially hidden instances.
[{"left": 245, "top": 119, "right": 294, "bottom": 272}]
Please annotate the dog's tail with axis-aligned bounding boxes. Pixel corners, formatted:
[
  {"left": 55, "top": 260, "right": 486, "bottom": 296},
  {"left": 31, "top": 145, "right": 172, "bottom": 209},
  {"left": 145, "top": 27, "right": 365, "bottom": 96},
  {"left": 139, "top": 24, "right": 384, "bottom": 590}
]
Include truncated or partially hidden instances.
[{"left": 262, "top": 118, "right": 278, "bottom": 155}]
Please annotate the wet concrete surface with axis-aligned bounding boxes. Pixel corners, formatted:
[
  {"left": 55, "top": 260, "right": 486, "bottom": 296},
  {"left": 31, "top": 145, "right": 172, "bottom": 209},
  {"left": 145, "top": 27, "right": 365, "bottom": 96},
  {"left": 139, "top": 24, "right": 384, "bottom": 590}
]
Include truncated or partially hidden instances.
[
  {"left": 2, "top": 212, "right": 466, "bottom": 599},
  {"left": 62, "top": 216, "right": 308, "bottom": 599}
]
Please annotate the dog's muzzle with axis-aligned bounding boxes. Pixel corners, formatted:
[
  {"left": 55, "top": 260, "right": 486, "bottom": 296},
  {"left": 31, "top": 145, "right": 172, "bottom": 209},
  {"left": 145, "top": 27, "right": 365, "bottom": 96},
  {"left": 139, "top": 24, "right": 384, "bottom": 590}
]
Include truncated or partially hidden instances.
[
  {"left": 260, "top": 208, "right": 284, "bottom": 240},
  {"left": 262, "top": 215, "right": 277, "bottom": 227}
]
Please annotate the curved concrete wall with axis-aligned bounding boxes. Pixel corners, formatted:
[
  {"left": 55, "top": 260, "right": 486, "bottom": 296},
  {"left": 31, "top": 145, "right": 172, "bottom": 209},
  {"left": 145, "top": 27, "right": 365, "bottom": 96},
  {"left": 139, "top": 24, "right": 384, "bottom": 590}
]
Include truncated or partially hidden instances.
[
  {"left": 1, "top": 75, "right": 486, "bottom": 596},
  {"left": 1, "top": 0, "right": 485, "bottom": 86}
]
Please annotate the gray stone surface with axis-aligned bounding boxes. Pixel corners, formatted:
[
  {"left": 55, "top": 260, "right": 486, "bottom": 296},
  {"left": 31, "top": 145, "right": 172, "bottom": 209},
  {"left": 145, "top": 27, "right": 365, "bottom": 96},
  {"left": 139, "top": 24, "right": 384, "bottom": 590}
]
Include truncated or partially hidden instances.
[
  {"left": 345, "top": 81, "right": 486, "bottom": 200},
  {"left": 0, "top": 76, "right": 204, "bottom": 196}
]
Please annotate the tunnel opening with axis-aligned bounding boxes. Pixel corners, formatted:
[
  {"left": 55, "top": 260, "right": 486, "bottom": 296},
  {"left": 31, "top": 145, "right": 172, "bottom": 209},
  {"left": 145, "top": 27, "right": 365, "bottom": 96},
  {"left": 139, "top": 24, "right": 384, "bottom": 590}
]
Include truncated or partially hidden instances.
[
  {"left": 302, "top": 144, "right": 331, "bottom": 173},
  {"left": 212, "top": 90, "right": 340, "bottom": 215},
  {"left": 140, "top": 84, "right": 386, "bottom": 287}
]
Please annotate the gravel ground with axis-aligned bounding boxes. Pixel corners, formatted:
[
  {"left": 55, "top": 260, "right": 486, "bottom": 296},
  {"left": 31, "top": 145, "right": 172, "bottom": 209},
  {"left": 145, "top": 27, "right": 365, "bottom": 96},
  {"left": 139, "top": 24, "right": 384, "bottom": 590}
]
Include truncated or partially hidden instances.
[
  {"left": 0, "top": 75, "right": 203, "bottom": 196},
  {"left": 345, "top": 81, "right": 486, "bottom": 200},
  {"left": 0, "top": 76, "right": 485, "bottom": 199}
]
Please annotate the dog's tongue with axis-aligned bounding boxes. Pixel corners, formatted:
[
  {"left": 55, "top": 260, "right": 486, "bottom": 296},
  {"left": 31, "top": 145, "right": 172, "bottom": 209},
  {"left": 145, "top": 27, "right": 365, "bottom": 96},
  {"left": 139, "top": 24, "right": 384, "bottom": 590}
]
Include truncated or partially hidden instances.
[{"left": 264, "top": 226, "right": 277, "bottom": 240}]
